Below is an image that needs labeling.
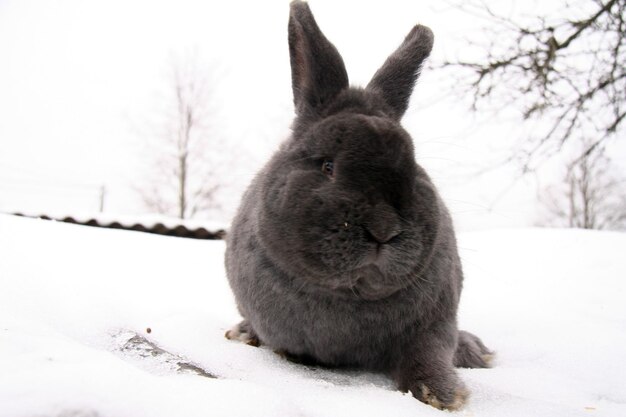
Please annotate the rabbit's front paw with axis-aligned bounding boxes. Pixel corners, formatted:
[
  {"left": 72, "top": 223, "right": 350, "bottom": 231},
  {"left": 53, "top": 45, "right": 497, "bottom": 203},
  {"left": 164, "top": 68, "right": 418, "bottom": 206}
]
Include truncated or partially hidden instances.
[
  {"left": 399, "top": 369, "right": 468, "bottom": 411},
  {"left": 225, "top": 320, "right": 260, "bottom": 347},
  {"left": 415, "top": 380, "right": 468, "bottom": 411}
]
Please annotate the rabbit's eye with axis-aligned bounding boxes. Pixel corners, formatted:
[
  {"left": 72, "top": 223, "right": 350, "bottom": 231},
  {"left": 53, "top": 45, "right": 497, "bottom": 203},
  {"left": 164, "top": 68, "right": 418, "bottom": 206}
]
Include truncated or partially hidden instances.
[{"left": 322, "top": 159, "right": 334, "bottom": 177}]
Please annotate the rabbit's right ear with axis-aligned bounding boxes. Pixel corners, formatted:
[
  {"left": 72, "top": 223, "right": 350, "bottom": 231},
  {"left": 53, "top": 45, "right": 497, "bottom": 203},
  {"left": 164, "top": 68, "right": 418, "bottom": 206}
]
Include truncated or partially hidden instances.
[{"left": 289, "top": 1, "right": 349, "bottom": 117}]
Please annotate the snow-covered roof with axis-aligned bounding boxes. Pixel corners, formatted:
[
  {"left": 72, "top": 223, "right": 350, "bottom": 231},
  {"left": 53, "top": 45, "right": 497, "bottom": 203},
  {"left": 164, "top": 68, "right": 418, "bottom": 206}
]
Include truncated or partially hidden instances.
[{"left": 11, "top": 212, "right": 227, "bottom": 239}]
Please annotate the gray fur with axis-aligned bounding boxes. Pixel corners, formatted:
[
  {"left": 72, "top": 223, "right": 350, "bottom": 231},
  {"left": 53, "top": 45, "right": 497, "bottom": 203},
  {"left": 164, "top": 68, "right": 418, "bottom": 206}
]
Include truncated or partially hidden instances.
[{"left": 225, "top": 1, "right": 491, "bottom": 409}]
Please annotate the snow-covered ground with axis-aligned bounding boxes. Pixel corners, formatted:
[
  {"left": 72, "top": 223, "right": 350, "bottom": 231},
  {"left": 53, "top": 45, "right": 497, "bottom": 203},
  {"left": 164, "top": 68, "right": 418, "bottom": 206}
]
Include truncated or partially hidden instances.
[{"left": 0, "top": 213, "right": 624, "bottom": 417}]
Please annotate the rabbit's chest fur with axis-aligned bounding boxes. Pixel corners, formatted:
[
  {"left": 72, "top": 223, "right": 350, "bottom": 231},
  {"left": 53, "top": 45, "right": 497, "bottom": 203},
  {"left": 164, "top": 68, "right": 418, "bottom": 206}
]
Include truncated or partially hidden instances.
[
  {"left": 243, "top": 259, "right": 422, "bottom": 368},
  {"left": 226, "top": 207, "right": 443, "bottom": 369}
]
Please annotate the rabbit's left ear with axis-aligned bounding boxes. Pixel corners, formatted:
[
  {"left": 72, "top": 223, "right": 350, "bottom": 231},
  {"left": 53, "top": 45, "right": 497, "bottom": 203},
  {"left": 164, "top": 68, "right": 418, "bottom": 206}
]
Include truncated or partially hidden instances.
[
  {"left": 289, "top": 1, "right": 349, "bottom": 116},
  {"left": 366, "top": 25, "right": 434, "bottom": 120}
]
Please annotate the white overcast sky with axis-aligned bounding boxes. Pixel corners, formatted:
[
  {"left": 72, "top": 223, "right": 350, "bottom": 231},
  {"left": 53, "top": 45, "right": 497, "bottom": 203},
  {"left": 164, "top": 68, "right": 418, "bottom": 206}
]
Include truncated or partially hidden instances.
[{"left": 1, "top": 0, "right": 621, "bottom": 230}]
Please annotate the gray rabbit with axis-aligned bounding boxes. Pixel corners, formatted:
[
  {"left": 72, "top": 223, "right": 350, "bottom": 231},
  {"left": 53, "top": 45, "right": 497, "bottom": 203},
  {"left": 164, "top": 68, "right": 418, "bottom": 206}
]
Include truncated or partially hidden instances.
[{"left": 225, "top": 1, "right": 492, "bottom": 410}]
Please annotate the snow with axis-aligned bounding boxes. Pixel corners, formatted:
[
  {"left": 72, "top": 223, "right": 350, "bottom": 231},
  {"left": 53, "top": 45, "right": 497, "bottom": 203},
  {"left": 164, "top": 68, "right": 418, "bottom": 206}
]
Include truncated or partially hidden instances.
[{"left": 0, "top": 213, "right": 625, "bottom": 417}]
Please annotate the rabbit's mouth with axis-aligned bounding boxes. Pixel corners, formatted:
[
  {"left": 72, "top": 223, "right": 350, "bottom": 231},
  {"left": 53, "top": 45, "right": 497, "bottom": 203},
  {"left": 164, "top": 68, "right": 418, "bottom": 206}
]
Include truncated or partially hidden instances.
[
  {"left": 360, "top": 242, "right": 392, "bottom": 267},
  {"left": 344, "top": 265, "right": 403, "bottom": 300}
]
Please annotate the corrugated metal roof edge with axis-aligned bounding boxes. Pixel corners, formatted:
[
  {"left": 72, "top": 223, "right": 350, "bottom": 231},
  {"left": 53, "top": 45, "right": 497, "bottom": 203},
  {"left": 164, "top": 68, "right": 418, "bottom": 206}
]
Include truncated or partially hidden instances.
[{"left": 11, "top": 213, "right": 227, "bottom": 240}]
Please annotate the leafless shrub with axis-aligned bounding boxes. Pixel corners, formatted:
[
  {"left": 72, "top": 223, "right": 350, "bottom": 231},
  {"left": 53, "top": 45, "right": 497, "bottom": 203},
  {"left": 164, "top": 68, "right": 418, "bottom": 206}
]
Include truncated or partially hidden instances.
[{"left": 537, "top": 145, "right": 626, "bottom": 230}]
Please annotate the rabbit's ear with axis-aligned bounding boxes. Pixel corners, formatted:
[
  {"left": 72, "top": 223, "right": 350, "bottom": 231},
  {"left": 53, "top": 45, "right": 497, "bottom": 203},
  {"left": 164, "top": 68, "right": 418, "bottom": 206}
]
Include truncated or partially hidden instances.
[
  {"left": 366, "top": 25, "right": 433, "bottom": 120},
  {"left": 289, "top": 1, "right": 348, "bottom": 116}
]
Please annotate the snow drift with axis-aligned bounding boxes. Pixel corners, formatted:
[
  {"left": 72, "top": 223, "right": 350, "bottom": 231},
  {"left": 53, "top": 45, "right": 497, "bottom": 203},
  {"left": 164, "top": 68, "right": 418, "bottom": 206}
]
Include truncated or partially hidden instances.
[{"left": 0, "top": 214, "right": 624, "bottom": 416}]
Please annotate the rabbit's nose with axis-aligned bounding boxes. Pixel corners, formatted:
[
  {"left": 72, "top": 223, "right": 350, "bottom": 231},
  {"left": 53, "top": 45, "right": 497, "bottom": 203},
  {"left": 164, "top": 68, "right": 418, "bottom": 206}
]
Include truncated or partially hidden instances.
[
  {"left": 364, "top": 202, "right": 402, "bottom": 244},
  {"left": 365, "top": 227, "right": 401, "bottom": 244}
]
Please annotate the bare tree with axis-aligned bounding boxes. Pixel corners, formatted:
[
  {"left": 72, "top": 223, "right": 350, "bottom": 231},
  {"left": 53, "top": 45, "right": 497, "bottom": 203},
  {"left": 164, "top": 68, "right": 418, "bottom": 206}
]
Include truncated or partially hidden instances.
[
  {"left": 538, "top": 146, "right": 626, "bottom": 230},
  {"left": 140, "top": 52, "right": 222, "bottom": 219},
  {"left": 442, "top": 0, "right": 625, "bottom": 172}
]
